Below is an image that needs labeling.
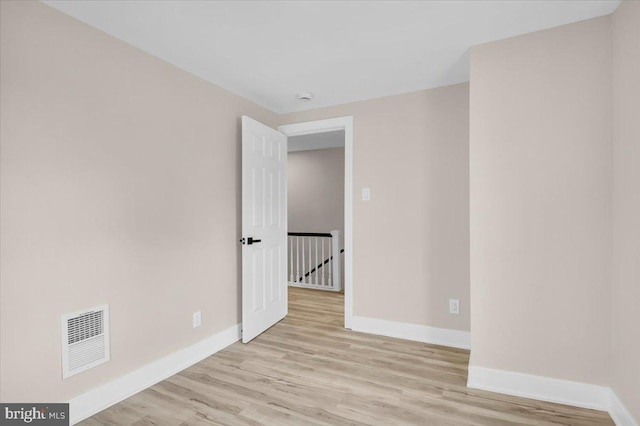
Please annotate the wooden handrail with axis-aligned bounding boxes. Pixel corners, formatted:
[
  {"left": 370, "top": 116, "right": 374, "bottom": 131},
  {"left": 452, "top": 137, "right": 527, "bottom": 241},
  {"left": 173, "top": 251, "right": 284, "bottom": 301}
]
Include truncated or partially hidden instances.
[{"left": 288, "top": 232, "right": 332, "bottom": 238}]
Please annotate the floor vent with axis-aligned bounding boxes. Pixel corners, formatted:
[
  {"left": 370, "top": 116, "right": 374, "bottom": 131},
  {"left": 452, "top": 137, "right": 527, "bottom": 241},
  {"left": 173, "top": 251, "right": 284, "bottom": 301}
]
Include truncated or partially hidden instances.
[{"left": 61, "top": 304, "right": 110, "bottom": 379}]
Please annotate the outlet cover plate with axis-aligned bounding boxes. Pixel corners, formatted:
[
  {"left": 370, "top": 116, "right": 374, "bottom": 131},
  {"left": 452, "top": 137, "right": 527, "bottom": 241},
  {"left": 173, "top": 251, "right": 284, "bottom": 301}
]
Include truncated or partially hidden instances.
[{"left": 449, "top": 299, "right": 460, "bottom": 315}]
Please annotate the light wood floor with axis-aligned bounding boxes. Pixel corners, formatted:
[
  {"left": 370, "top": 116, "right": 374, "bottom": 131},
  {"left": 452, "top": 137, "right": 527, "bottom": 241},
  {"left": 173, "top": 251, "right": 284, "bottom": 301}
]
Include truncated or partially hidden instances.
[{"left": 82, "top": 288, "right": 613, "bottom": 425}]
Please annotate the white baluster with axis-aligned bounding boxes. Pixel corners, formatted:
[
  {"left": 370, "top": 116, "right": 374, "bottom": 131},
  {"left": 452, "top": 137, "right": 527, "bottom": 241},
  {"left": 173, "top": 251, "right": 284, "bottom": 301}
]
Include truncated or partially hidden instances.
[
  {"left": 331, "top": 230, "right": 341, "bottom": 291},
  {"left": 289, "top": 236, "right": 293, "bottom": 283},
  {"left": 321, "top": 238, "right": 325, "bottom": 286},
  {"left": 294, "top": 237, "right": 300, "bottom": 282},
  {"left": 314, "top": 238, "right": 318, "bottom": 285},
  {"left": 301, "top": 237, "right": 305, "bottom": 283},
  {"left": 328, "top": 236, "right": 333, "bottom": 287},
  {"left": 308, "top": 237, "right": 312, "bottom": 284}
]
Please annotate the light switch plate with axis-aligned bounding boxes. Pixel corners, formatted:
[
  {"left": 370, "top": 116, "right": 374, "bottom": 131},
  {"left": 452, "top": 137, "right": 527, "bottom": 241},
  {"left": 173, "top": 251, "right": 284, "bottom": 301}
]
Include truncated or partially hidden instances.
[
  {"left": 193, "top": 311, "right": 201, "bottom": 328},
  {"left": 362, "top": 187, "right": 371, "bottom": 201}
]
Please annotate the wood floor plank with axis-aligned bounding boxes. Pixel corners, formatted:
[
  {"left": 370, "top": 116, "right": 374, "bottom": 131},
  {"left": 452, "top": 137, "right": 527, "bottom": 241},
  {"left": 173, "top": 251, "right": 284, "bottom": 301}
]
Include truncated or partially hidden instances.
[{"left": 80, "top": 287, "right": 614, "bottom": 425}]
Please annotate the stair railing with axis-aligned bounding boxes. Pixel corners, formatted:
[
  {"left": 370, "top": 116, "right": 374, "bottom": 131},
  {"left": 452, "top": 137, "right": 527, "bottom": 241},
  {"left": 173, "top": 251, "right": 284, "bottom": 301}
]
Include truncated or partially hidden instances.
[{"left": 287, "top": 230, "right": 342, "bottom": 291}]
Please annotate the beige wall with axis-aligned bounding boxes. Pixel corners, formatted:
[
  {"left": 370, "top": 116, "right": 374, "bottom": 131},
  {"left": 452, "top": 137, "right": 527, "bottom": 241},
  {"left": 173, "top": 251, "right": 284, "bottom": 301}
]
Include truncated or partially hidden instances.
[
  {"left": 612, "top": 0, "right": 640, "bottom": 421},
  {"left": 288, "top": 148, "right": 344, "bottom": 236},
  {"left": 280, "top": 84, "right": 470, "bottom": 332},
  {"left": 0, "top": 0, "right": 277, "bottom": 402},
  {"left": 469, "top": 17, "right": 612, "bottom": 385}
]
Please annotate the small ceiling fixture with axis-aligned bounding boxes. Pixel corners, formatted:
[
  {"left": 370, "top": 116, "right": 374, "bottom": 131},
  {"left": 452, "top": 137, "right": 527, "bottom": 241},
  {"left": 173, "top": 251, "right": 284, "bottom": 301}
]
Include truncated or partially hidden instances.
[{"left": 297, "top": 92, "right": 313, "bottom": 102}]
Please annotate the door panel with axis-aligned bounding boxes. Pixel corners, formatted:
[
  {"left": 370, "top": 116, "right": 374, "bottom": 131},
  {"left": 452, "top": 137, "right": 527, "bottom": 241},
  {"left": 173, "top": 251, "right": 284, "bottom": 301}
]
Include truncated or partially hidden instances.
[{"left": 241, "top": 116, "right": 287, "bottom": 343}]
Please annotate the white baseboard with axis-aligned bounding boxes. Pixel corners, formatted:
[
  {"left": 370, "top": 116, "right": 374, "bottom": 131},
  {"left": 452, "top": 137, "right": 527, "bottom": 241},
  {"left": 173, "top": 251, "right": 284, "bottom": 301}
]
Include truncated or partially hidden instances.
[
  {"left": 68, "top": 323, "right": 241, "bottom": 425},
  {"left": 609, "top": 390, "right": 639, "bottom": 426},
  {"left": 288, "top": 282, "right": 341, "bottom": 292},
  {"left": 350, "top": 315, "right": 471, "bottom": 350},
  {"left": 65, "top": 320, "right": 638, "bottom": 426},
  {"left": 467, "top": 366, "right": 638, "bottom": 426},
  {"left": 467, "top": 366, "right": 610, "bottom": 410}
]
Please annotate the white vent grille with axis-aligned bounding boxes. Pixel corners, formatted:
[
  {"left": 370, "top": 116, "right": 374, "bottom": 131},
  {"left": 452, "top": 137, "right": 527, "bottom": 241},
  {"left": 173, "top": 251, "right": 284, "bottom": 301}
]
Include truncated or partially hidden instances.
[{"left": 61, "top": 304, "right": 110, "bottom": 379}]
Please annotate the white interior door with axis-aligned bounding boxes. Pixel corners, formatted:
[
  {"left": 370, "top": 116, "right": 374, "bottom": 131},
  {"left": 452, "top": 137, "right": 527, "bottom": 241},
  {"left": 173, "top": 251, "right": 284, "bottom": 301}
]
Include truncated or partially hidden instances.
[{"left": 241, "top": 116, "right": 288, "bottom": 343}]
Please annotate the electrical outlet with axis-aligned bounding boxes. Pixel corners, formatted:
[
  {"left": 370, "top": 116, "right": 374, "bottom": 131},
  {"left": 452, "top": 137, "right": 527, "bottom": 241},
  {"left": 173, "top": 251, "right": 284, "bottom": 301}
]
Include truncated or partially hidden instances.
[
  {"left": 449, "top": 299, "right": 460, "bottom": 315},
  {"left": 193, "top": 311, "right": 201, "bottom": 328}
]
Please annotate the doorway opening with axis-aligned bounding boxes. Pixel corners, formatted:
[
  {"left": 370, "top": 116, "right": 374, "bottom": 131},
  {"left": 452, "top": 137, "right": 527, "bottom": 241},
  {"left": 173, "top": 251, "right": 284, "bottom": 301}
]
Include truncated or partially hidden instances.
[{"left": 279, "top": 117, "right": 354, "bottom": 329}]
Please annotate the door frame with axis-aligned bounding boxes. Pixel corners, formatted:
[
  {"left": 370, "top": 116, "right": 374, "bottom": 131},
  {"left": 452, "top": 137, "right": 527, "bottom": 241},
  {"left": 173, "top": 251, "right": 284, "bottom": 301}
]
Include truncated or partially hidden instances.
[{"left": 278, "top": 116, "right": 354, "bottom": 329}]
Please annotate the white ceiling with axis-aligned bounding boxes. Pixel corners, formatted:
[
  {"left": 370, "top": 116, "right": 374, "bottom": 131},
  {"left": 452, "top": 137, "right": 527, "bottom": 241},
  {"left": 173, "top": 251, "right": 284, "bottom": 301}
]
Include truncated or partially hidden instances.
[
  {"left": 42, "top": 1, "right": 620, "bottom": 114},
  {"left": 289, "top": 130, "right": 345, "bottom": 153}
]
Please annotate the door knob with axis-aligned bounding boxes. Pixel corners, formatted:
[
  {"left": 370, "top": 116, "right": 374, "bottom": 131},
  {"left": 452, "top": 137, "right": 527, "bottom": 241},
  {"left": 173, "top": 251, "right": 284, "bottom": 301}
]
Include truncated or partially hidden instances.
[{"left": 240, "top": 237, "right": 262, "bottom": 245}]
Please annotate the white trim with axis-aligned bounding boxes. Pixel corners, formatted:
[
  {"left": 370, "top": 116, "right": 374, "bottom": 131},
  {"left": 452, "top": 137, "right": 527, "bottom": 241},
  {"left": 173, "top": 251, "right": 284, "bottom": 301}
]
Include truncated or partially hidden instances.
[
  {"left": 344, "top": 119, "right": 353, "bottom": 329},
  {"left": 467, "top": 366, "right": 609, "bottom": 410},
  {"left": 288, "top": 282, "right": 340, "bottom": 292},
  {"left": 279, "top": 116, "right": 354, "bottom": 329},
  {"left": 609, "top": 390, "right": 639, "bottom": 426},
  {"left": 68, "top": 323, "right": 241, "bottom": 425},
  {"left": 468, "top": 366, "right": 639, "bottom": 426},
  {"left": 350, "top": 315, "right": 471, "bottom": 350}
]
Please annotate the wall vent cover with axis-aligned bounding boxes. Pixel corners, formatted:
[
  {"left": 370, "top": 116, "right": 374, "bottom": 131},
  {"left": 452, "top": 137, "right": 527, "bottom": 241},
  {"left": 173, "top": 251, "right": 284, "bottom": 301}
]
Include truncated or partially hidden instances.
[{"left": 61, "top": 304, "right": 110, "bottom": 379}]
